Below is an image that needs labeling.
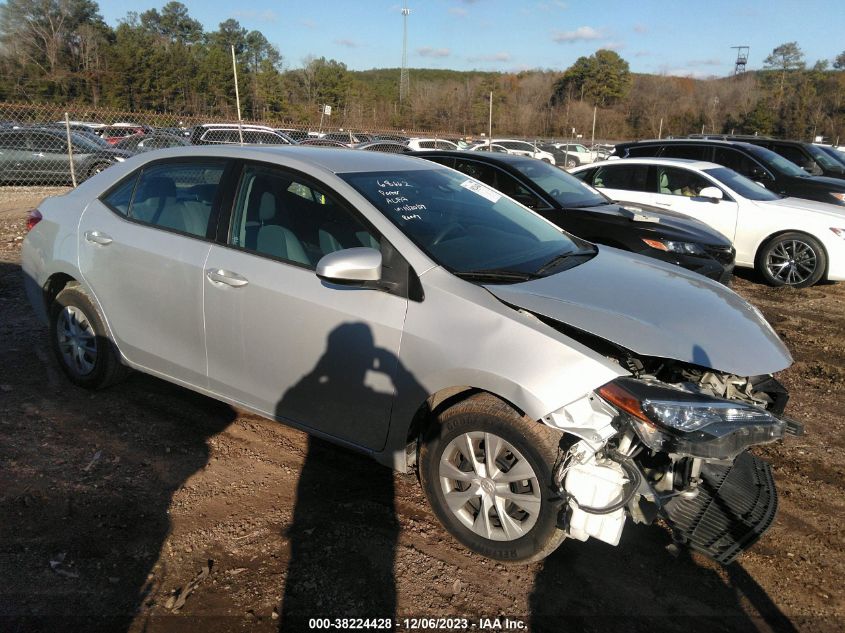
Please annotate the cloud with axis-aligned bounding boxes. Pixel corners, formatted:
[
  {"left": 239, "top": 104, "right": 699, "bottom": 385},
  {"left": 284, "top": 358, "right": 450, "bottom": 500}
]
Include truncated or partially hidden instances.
[
  {"left": 417, "top": 47, "right": 451, "bottom": 58},
  {"left": 633, "top": 23, "right": 648, "bottom": 34},
  {"left": 467, "top": 51, "right": 512, "bottom": 62},
  {"left": 232, "top": 9, "right": 278, "bottom": 22},
  {"left": 552, "top": 26, "right": 603, "bottom": 43},
  {"left": 658, "top": 66, "right": 718, "bottom": 79},
  {"left": 687, "top": 58, "right": 722, "bottom": 67},
  {"left": 602, "top": 40, "right": 624, "bottom": 51},
  {"left": 334, "top": 38, "right": 359, "bottom": 48},
  {"left": 300, "top": 19, "right": 316, "bottom": 29},
  {"left": 448, "top": 7, "right": 468, "bottom": 16}
]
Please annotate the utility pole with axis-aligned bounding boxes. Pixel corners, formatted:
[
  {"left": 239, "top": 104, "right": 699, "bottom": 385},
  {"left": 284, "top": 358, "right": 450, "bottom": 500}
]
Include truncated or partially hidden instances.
[{"left": 399, "top": 2, "right": 410, "bottom": 104}]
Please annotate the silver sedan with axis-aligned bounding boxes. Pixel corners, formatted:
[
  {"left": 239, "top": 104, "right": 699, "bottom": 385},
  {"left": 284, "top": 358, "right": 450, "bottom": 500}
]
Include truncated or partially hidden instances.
[{"left": 23, "top": 146, "right": 798, "bottom": 563}]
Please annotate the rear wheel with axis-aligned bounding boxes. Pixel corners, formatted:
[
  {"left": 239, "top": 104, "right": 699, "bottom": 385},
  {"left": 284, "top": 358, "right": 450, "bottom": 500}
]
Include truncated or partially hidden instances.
[
  {"left": 49, "top": 284, "right": 128, "bottom": 389},
  {"left": 565, "top": 157, "right": 578, "bottom": 169},
  {"left": 756, "top": 232, "right": 826, "bottom": 288},
  {"left": 419, "top": 393, "right": 566, "bottom": 563}
]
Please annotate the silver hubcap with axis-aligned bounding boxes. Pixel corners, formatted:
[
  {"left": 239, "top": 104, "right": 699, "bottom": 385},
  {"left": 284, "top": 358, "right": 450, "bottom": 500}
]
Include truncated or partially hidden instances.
[
  {"left": 439, "top": 432, "right": 541, "bottom": 542},
  {"left": 766, "top": 239, "right": 817, "bottom": 285},
  {"left": 57, "top": 306, "right": 97, "bottom": 375}
]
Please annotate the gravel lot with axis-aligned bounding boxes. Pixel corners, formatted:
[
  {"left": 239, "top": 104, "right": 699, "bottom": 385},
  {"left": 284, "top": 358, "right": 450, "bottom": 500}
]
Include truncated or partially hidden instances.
[{"left": 1, "top": 194, "right": 843, "bottom": 632}]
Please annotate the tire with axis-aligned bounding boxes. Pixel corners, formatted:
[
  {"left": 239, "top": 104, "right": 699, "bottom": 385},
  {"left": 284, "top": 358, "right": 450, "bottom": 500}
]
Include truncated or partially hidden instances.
[
  {"left": 756, "top": 232, "right": 826, "bottom": 288},
  {"left": 565, "top": 157, "right": 578, "bottom": 169},
  {"left": 419, "top": 392, "right": 567, "bottom": 563},
  {"left": 85, "top": 162, "right": 111, "bottom": 180},
  {"left": 49, "top": 284, "right": 129, "bottom": 389}
]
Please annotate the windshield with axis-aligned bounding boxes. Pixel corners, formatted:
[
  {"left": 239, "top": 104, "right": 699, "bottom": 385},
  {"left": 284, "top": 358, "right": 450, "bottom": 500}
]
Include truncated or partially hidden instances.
[
  {"left": 340, "top": 168, "right": 592, "bottom": 277},
  {"left": 746, "top": 145, "right": 807, "bottom": 177},
  {"left": 817, "top": 146, "right": 845, "bottom": 167},
  {"left": 704, "top": 167, "right": 780, "bottom": 201},
  {"left": 511, "top": 158, "right": 608, "bottom": 207},
  {"left": 805, "top": 144, "right": 845, "bottom": 173}
]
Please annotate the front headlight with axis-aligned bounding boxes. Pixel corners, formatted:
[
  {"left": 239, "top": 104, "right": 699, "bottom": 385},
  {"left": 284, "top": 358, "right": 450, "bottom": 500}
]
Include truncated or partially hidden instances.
[
  {"left": 641, "top": 238, "right": 705, "bottom": 255},
  {"left": 597, "top": 378, "right": 786, "bottom": 459},
  {"left": 829, "top": 192, "right": 845, "bottom": 203}
]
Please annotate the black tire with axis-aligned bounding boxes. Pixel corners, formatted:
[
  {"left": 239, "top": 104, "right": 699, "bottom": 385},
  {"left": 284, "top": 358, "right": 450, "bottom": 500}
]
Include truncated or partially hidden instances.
[
  {"left": 756, "top": 232, "right": 826, "bottom": 288},
  {"left": 85, "top": 162, "right": 111, "bottom": 180},
  {"left": 49, "top": 284, "right": 129, "bottom": 389},
  {"left": 565, "top": 157, "right": 578, "bottom": 169},
  {"left": 419, "top": 392, "right": 566, "bottom": 563}
]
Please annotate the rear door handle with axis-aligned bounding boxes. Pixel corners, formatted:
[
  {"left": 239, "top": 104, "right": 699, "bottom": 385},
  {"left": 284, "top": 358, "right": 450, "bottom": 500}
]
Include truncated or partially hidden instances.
[
  {"left": 206, "top": 268, "right": 249, "bottom": 288},
  {"left": 84, "top": 230, "right": 113, "bottom": 245}
]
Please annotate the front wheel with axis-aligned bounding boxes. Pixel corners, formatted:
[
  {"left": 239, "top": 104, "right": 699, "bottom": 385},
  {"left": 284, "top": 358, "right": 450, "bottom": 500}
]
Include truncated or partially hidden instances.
[
  {"left": 419, "top": 393, "right": 566, "bottom": 563},
  {"left": 565, "top": 157, "right": 578, "bottom": 169},
  {"left": 756, "top": 232, "right": 826, "bottom": 288}
]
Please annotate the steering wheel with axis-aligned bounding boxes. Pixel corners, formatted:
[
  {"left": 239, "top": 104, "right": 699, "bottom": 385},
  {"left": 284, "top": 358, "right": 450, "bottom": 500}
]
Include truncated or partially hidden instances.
[{"left": 431, "top": 222, "right": 464, "bottom": 246}]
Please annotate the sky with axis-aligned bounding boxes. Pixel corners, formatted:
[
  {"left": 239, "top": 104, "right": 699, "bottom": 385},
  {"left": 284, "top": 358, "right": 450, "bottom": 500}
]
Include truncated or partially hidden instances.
[{"left": 97, "top": 0, "right": 845, "bottom": 78}]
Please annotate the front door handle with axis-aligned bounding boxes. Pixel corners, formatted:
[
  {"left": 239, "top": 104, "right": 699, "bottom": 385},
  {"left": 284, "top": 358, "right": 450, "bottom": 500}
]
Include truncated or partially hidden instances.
[
  {"left": 206, "top": 268, "right": 249, "bottom": 288},
  {"left": 84, "top": 230, "right": 113, "bottom": 245},
  {"left": 654, "top": 201, "right": 673, "bottom": 207}
]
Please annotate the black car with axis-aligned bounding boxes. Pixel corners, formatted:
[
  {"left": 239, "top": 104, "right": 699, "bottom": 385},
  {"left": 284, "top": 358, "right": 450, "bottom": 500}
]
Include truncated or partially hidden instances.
[
  {"left": 686, "top": 135, "right": 845, "bottom": 180},
  {"left": 408, "top": 150, "right": 735, "bottom": 283},
  {"left": 611, "top": 139, "right": 845, "bottom": 207},
  {"left": 0, "top": 127, "right": 132, "bottom": 184}
]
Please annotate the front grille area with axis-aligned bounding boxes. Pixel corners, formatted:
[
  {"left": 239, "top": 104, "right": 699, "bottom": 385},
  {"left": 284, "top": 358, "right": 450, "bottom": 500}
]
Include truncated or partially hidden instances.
[
  {"left": 663, "top": 451, "right": 778, "bottom": 565},
  {"left": 704, "top": 244, "right": 736, "bottom": 266}
]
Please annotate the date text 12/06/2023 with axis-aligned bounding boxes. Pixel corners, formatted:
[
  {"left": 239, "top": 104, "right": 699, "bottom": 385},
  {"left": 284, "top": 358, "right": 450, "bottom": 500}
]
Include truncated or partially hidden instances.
[{"left": 307, "top": 616, "right": 528, "bottom": 631}]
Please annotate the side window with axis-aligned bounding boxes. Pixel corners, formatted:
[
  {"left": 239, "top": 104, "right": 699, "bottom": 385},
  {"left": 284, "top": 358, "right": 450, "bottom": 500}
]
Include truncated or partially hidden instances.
[
  {"left": 202, "top": 129, "right": 235, "bottom": 144},
  {"left": 435, "top": 140, "right": 455, "bottom": 150},
  {"left": 128, "top": 162, "right": 224, "bottom": 237},
  {"left": 229, "top": 164, "right": 379, "bottom": 268},
  {"left": 571, "top": 167, "right": 595, "bottom": 183},
  {"left": 624, "top": 145, "right": 661, "bottom": 158},
  {"left": 453, "top": 159, "right": 499, "bottom": 187},
  {"left": 656, "top": 167, "right": 712, "bottom": 197},
  {"left": 29, "top": 132, "right": 67, "bottom": 153},
  {"left": 102, "top": 174, "right": 139, "bottom": 217},
  {"left": 418, "top": 141, "right": 436, "bottom": 149},
  {"left": 659, "top": 144, "right": 710, "bottom": 160},
  {"left": 592, "top": 164, "right": 650, "bottom": 192},
  {"left": 0, "top": 132, "right": 26, "bottom": 150},
  {"left": 490, "top": 169, "right": 546, "bottom": 210},
  {"left": 713, "top": 148, "right": 764, "bottom": 179},
  {"left": 773, "top": 145, "right": 819, "bottom": 173}
]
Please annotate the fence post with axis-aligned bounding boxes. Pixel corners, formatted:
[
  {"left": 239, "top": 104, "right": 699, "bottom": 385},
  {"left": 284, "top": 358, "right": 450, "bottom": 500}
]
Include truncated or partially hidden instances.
[
  {"left": 231, "top": 45, "right": 243, "bottom": 145},
  {"left": 64, "top": 112, "right": 77, "bottom": 188}
]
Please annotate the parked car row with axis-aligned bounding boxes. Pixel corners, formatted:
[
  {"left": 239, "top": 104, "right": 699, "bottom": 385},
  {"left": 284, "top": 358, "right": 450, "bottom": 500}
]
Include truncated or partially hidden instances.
[{"left": 23, "top": 144, "right": 803, "bottom": 568}]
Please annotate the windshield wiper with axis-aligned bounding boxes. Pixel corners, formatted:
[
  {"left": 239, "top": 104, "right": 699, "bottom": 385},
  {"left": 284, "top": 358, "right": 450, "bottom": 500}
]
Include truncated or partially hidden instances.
[
  {"left": 535, "top": 248, "right": 596, "bottom": 274},
  {"left": 454, "top": 269, "right": 540, "bottom": 283}
]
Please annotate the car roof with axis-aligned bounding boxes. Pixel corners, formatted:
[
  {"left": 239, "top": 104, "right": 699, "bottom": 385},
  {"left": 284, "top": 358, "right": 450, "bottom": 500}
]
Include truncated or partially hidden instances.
[
  {"left": 408, "top": 149, "right": 539, "bottom": 166},
  {"left": 123, "top": 145, "right": 435, "bottom": 174},
  {"left": 573, "top": 157, "right": 723, "bottom": 171}
]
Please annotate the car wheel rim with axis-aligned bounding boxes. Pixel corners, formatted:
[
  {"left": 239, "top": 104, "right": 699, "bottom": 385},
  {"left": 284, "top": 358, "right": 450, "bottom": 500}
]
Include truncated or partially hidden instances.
[
  {"left": 439, "top": 431, "right": 541, "bottom": 542},
  {"left": 766, "top": 239, "right": 817, "bottom": 285},
  {"left": 57, "top": 306, "right": 97, "bottom": 376}
]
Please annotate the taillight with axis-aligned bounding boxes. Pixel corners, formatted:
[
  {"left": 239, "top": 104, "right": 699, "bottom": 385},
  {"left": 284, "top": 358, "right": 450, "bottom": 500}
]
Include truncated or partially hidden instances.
[{"left": 26, "top": 209, "right": 42, "bottom": 231}]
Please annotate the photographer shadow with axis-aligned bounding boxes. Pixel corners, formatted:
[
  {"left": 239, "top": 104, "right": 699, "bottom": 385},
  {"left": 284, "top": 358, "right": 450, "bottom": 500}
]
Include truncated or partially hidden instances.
[{"left": 275, "top": 323, "right": 423, "bottom": 631}]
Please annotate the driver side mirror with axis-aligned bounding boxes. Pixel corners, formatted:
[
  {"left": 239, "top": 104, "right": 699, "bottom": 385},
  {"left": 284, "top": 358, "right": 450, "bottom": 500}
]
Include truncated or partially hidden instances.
[
  {"left": 696, "top": 186, "right": 724, "bottom": 203},
  {"left": 316, "top": 247, "right": 382, "bottom": 284}
]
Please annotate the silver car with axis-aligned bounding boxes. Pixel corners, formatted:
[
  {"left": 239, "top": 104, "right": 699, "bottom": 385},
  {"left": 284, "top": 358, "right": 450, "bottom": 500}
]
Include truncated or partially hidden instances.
[{"left": 22, "top": 146, "right": 800, "bottom": 563}]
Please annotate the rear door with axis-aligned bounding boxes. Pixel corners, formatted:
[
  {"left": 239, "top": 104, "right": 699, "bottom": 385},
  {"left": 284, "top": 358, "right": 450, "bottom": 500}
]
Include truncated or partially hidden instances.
[
  {"left": 78, "top": 159, "right": 228, "bottom": 386},
  {"left": 585, "top": 163, "right": 653, "bottom": 206}
]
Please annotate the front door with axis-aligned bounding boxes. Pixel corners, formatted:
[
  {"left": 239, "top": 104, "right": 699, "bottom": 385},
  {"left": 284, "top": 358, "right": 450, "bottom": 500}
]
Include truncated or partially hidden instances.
[{"left": 203, "top": 162, "right": 408, "bottom": 451}]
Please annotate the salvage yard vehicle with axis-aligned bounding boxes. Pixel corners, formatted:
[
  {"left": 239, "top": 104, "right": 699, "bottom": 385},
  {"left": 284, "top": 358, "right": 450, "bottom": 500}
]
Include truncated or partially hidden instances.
[
  {"left": 410, "top": 150, "right": 736, "bottom": 284},
  {"left": 23, "top": 146, "right": 801, "bottom": 564},
  {"left": 572, "top": 157, "right": 845, "bottom": 288}
]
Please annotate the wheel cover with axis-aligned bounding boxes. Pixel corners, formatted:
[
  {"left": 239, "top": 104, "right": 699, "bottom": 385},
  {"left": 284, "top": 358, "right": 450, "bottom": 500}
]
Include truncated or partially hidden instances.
[
  {"left": 57, "top": 305, "right": 97, "bottom": 376},
  {"left": 766, "top": 239, "right": 817, "bottom": 285},
  {"left": 439, "top": 431, "right": 541, "bottom": 542}
]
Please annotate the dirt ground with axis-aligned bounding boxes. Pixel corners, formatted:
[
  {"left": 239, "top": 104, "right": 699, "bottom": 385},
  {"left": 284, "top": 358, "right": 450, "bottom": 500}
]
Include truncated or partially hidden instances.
[{"left": 1, "top": 192, "right": 843, "bottom": 633}]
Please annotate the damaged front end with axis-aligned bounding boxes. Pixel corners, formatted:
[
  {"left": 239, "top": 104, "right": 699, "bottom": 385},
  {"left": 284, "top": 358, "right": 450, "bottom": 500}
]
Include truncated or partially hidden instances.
[{"left": 546, "top": 359, "right": 803, "bottom": 565}]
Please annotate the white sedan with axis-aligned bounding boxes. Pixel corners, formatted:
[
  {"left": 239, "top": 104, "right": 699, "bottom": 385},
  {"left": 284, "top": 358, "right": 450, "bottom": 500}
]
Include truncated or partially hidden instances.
[
  {"left": 471, "top": 139, "right": 556, "bottom": 165},
  {"left": 571, "top": 157, "right": 845, "bottom": 287}
]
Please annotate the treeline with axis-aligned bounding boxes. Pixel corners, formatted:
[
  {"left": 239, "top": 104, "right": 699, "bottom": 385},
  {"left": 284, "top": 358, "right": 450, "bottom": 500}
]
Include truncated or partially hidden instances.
[{"left": 2, "top": 0, "right": 845, "bottom": 141}]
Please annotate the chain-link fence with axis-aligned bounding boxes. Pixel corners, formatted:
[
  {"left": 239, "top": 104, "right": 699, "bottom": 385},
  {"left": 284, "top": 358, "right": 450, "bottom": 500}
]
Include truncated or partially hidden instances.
[{"left": 0, "top": 101, "right": 617, "bottom": 198}]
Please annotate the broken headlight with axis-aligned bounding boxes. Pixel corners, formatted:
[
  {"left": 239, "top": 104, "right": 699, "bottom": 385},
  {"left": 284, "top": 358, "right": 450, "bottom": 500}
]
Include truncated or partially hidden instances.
[{"left": 597, "top": 377, "right": 786, "bottom": 459}]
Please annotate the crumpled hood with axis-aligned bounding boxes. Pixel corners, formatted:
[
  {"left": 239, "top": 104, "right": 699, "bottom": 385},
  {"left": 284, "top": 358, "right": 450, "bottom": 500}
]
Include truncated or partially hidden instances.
[{"left": 486, "top": 247, "right": 792, "bottom": 377}]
